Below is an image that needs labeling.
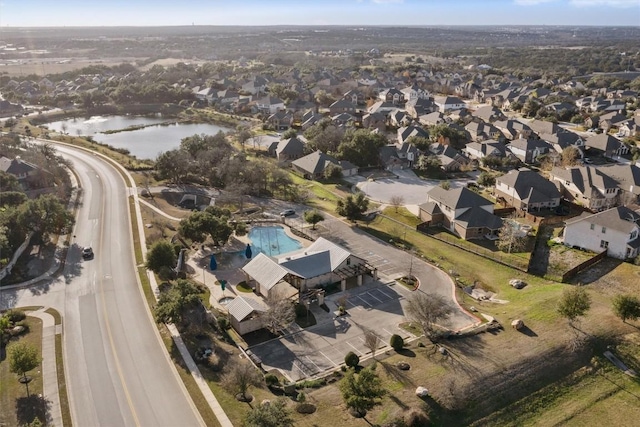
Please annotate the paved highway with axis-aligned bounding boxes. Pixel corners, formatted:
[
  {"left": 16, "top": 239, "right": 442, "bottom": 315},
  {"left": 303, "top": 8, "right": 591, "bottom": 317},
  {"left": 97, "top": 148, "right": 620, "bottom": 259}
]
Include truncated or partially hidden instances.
[{"left": 1, "top": 142, "right": 203, "bottom": 427}]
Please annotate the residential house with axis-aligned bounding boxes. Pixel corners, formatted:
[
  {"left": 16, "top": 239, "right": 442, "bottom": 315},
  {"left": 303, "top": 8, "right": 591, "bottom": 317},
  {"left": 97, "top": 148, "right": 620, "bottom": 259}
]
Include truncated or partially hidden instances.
[
  {"left": 465, "top": 121, "right": 502, "bottom": 142},
  {"left": 378, "top": 88, "right": 405, "bottom": 105},
  {"left": 0, "top": 155, "right": 53, "bottom": 191},
  {"left": 545, "top": 102, "right": 576, "bottom": 116},
  {"left": 550, "top": 165, "right": 619, "bottom": 211},
  {"left": 418, "top": 186, "right": 503, "bottom": 240},
  {"left": 300, "top": 111, "right": 324, "bottom": 131},
  {"left": 242, "top": 237, "right": 369, "bottom": 298},
  {"left": 331, "top": 112, "right": 356, "bottom": 127},
  {"left": 527, "top": 119, "right": 560, "bottom": 137},
  {"left": 362, "top": 112, "right": 387, "bottom": 132},
  {"left": 495, "top": 168, "right": 561, "bottom": 212},
  {"left": 539, "top": 131, "right": 585, "bottom": 155},
  {"left": 429, "top": 143, "right": 470, "bottom": 172},
  {"left": 598, "top": 111, "right": 628, "bottom": 133},
  {"left": 241, "top": 75, "right": 269, "bottom": 95},
  {"left": 418, "top": 111, "right": 447, "bottom": 127},
  {"left": 291, "top": 150, "right": 357, "bottom": 179},
  {"left": 195, "top": 87, "right": 217, "bottom": 104},
  {"left": 618, "top": 120, "right": 639, "bottom": 138},
  {"left": 563, "top": 206, "right": 640, "bottom": 260},
  {"left": 598, "top": 164, "right": 640, "bottom": 205},
  {"left": 342, "top": 89, "right": 365, "bottom": 105},
  {"left": 397, "top": 125, "right": 429, "bottom": 145},
  {"left": 267, "top": 110, "right": 294, "bottom": 131},
  {"left": 389, "top": 110, "right": 412, "bottom": 128},
  {"left": 401, "top": 84, "right": 429, "bottom": 101},
  {"left": 274, "top": 137, "right": 305, "bottom": 162},
  {"left": 472, "top": 106, "right": 506, "bottom": 123},
  {"left": 367, "top": 101, "right": 397, "bottom": 115},
  {"left": 494, "top": 119, "right": 533, "bottom": 140},
  {"left": 255, "top": 96, "right": 285, "bottom": 115},
  {"left": 464, "top": 141, "right": 507, "bottom": 159},
  {"left": 379, "top": 145, "right": 404, "bottom": 170},
  {"left": 406, "top": 98, "right": 436, "bottom": 119},
  {"left": 434, "top": 96, "right": 466, "bottom": 112},
  {"left": 508, "top": 138, "right": 552, "bottom": 164},
  {"left": 584, "top": 134, "right": 629, "bottom": 158},
  {"left": 329, "top": 99, "right": 357, "bottom": 115}
]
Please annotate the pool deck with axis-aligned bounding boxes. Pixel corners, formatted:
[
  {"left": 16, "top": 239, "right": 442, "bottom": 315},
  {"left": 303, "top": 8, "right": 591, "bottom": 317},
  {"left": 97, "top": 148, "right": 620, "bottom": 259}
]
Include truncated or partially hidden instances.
[{"left": 187, "top": 224, "right": 311, "bottom": 312}]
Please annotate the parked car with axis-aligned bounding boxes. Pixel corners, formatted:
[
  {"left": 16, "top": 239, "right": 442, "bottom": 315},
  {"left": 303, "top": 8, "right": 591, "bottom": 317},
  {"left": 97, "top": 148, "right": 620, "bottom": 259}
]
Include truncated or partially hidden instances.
[
  {"left": 280, "top": 209, "right": 295, "bottom": 217},
  {"left": 82, "top": 247, "right": 94, "bottom": 260}
]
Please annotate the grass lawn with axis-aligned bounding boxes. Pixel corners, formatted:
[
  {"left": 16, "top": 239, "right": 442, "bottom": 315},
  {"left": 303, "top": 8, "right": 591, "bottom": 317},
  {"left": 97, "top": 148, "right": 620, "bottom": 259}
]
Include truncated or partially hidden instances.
[
  {"left": 288, "top": 173, "right": 350, "bottom": 213},
  {"left": 0, "top": 316, "right": 44, "bottom": 427}
]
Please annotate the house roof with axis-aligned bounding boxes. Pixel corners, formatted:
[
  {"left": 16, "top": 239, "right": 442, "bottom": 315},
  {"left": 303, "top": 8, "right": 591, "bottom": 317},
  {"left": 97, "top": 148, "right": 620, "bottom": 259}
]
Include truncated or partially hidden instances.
[
  {"left": 227, "top": 297, "right": 268, "bottom": 322},
  {"left": 551, "top": 165, "right": 619, "bottom": 193},
  {"left": 497, "top": 168, "right": 561, "bottom": 202},
  {"left": 276, "top": 137, "right": 305, "bottom": 157},
  {"left": 291, "top": 150, "right": 338, "bottom": 176},
  {"left": 509, "top": 138, "right": 552, "bottom": 152},
  {"left": 456, "top": 206, "right": 503, "bottom": 230},
  {"left": 0, "top": 156, "right": 38, "bottom": 176},
  {"left": 565, "top": 206, "right": 640, "bottom": 234},
  {"left": 585, "top": 134, "right": 623, "bottom": 152},
  {"left": 418, "top": 201, "right": 442, "bottom": 215},
  {"left": 280, "top": 250, "right": 332, "bottom": 279},
  {"left": 598, "top": 164, "right": 640, "bottom": 195},
  {"left": 242, "top": 253, "right": 289, "bottom": 292},
  {"left": 427, "top": 186, "right": 493, "bottom": 210}
]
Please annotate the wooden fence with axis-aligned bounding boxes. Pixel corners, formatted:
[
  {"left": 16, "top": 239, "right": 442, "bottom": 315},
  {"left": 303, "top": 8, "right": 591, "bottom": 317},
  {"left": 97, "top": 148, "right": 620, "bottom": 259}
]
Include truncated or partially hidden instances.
[{"left": 561, "top": 250, "right": 608, "bottom": 283}]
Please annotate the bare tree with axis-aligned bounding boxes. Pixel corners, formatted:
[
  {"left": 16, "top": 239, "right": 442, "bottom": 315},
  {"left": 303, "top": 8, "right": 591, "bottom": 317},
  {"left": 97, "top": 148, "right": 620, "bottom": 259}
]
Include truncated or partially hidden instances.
[
  {"left": 389, "top": 195, "right": 405, "bottom": 213},
  {"left": 405, "top": 292, "right": 453, "bottom": 342},
  {"left": 260, "top": 290, "right": 296, "bottom": 335},
  {"left": 222, "top": 361, "right": 262, "bottom": 402},
  {"left": 362, "top": 328, "right": 381, "bottom": 359},
  {"left": 496, "top": 220, "right": 527, "bottom": 254}
]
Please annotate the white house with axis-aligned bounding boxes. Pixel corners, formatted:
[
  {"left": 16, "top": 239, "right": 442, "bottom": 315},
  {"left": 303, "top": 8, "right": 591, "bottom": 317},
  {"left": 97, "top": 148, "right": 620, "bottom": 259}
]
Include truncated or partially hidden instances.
[
  {"left": 563, "top": 206, "right": 640, "bottom": 260},
  {"left": 434, "top": 96, "right": 466, "bottom": 112}
]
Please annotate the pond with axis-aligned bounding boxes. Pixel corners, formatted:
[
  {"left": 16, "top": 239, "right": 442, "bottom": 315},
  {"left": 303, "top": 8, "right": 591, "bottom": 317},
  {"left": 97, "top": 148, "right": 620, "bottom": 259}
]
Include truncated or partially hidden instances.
[{"left": 45, "top": 115, "right": 232, "bottom": 159}]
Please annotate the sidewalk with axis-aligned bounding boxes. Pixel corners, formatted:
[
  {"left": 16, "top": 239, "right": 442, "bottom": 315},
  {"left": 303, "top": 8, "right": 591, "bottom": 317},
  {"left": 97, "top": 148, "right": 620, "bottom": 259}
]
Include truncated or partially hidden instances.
[{"left": 27, "top": 308, "right": 63, "bottom": 427}]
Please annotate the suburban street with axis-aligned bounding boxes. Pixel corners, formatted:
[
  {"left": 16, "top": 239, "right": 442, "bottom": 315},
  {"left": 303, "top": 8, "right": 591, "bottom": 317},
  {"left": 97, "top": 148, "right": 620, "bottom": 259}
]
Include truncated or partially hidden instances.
[{"left": 0, "top": 142, "right": 203, "bottom": 427}]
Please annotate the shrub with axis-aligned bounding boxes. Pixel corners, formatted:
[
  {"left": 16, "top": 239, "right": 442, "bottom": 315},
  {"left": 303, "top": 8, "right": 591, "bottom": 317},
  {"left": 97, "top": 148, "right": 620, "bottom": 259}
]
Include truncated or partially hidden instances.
[
  {"left": 390, "top": 334, "right": 404, "bottom": 351},
  {"left": 295, "top": 402, "right": 317, "bottom": 414},
  {"left": 217, "top": 317, "right": 230, "bottom": 330},
  {"left": 6, "top": 309, "right": 26, "bottom": 322},
  {"left": 344, "top": 351, "right": 360, "bottom": 368},
  {"left": 265, "top": 374, "right": 279, "bottom": 387},
  {"left": 157, "top": 265, "right": 175, "bottom": 281}
]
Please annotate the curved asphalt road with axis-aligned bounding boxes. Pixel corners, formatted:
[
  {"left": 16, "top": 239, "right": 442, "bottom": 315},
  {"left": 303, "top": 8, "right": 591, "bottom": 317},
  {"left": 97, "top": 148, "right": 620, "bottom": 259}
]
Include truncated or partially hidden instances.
[{"left": 1, "top": 143, "right": 203, "bottom": 427}]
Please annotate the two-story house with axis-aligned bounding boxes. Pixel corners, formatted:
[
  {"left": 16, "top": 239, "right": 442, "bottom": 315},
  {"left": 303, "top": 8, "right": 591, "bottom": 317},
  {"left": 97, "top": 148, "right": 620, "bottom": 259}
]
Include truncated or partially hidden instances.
[
  {"left": 585, "top": 134, "right": 629, "bottom": 159},
  {"left": 434, "top": 96, "right": 466, "bottom": 113},
  {"left": 550, "top": 165, "right": 619, "bottom": 211},
  {"left": 507, "top": 138, "right": 552, "bottom": 164},
  {"left": 495, "top": 168, "right": 561, "bottom": 212},
  {"left": 464, "top": 140, "right": 507, "bottom": 159},
  {"left": 378, "top": 88, "right": 405, "bottom": 105},
  {"left": 418, "top": 187, "right": 503, "bottom": 240},
  {"left": 563, "top": 206, "right": 640, "bottom": 260}
]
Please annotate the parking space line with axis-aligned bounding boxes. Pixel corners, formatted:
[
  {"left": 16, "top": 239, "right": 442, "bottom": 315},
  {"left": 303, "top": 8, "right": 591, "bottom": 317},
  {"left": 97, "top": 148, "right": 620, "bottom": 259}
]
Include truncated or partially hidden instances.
[
  {"left": 305, "top": 356, "right": 321, "bottom": 372},
  {"left": 346, "top": 299, "right": 363, "bottom": 310},
  {"left": 368, "top": 291, "right": 384, "bottom": 303},
  {"left": 371, "top": 288, "right": 391, "bottom": 300},
  {"left": 347, "top": 342, "right": 363, "bottom": 355},
  {"left": 377, "top": 288, "right": 395, "bottom": 298},
  {"left": 356, "top": 295, "right": 372, "bottom": 307},
  {"left": 318, "top": 350, "right": 337, "bottom": 367}
]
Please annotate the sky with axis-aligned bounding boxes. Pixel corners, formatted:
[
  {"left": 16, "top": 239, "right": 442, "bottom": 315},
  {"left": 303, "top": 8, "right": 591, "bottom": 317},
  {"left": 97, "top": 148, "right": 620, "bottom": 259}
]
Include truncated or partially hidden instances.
[{"left": 1, "top": 0, "right": 639, "bottom": 27}]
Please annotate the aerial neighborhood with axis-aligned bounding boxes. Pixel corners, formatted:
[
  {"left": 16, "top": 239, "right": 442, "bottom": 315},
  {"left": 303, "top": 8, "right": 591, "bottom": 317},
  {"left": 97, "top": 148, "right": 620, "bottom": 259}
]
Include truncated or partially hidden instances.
[{"left": 1, "top": 23, "right": 640, "bottom": 427}]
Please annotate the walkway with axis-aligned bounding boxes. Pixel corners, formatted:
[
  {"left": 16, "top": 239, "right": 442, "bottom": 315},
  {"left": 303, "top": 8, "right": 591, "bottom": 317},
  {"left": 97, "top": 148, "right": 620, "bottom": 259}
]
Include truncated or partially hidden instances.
[{"left": 28, "top": 308, "right": 63, "bottom": 427}]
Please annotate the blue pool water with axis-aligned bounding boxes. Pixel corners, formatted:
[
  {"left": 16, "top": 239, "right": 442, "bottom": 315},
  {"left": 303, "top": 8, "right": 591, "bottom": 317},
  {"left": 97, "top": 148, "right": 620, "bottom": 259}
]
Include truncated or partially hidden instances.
[
  {"left": 211, "top": 226, "right": 303, "bottom": 270},
  {"left": 248, "top": 225, "right": 302, "bottom": 257}
]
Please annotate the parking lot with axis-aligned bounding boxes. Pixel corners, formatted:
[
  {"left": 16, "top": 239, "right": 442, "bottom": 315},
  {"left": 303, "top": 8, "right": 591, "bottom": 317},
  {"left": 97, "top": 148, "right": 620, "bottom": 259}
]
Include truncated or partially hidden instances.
[{"left": 247, "top": 281, "right": 416, "bottom": 381}]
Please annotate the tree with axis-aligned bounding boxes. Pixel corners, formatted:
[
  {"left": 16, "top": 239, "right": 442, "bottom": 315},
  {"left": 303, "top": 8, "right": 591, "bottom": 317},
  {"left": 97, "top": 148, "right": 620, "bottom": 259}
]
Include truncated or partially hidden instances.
[
  {"left": 496, "top": 220, "right": 527, "bottom": 254},
  {"left": 9, "top": 342, "right": 40, "bottom": 397},
  {"left": 557, "top": 286, "right": 591, "bottom": 326},
  {"left": 612, "top": 294, "right": 640, "bottom": 323},
  {"left": 222, "top": 361, "right": 263, "bottom": 402},
  {"left": 477, "top": 171, "right": 496, "bottom": 187},
  {"left": 405, "top": 292, "right": 453, "bottom": 342},
  {"left": 145, "top": 240, "right": 177, "bottom": 274},
  {"left": 340, "top": 366, "right": 386, "bottom": 418},
  {"left": 362, "top": 328, "right": 381, "bottom": 359},
  {"left": 178, "top": 207, "right": 233, "bottom": 246},
  {"left": 336, "top": 192, "right": 369, "bottom": 222},
  {"left": 337, "top": 129, "right": 387, "bottom": 167},
  {"left": 244, "top": 398, "right": 294, "bottom": 427},
  {"left": 236, "top": 127, "right": 253, "bottom": 151},
  {"left": 259, "top": 291, "right": 296, "bottom": 335},
  {"left": 303, "top": 209, "right": 325, "bottom": 230},
  {"left": 154, "top": 149, "right": 191, "bottom": 184},
  {"left": 390, "top": 334, "right": 404, "bottom": 351},
  {"left": 344, "top": 351, "right": 360, "bottom": 368},
  {"left": 18, "top": 194, "right": 74, "bottom": 237},
  {"left": 440, "top": 180, "right": 451, "bottom": 190},
  {"left": 561, "top": 145, "right": 581, "bottom": 167},
  {"left": 0, "top": 170, "right": 22, "bottom": 192},
  {"left": 323, "top": 163, "right": 343, "bottom": 179},
  {"left": 154, "top": 279, "right": 201, "bottom": 325},
  {"left": 282, "top": 128, "right": 297, "bottom": 139},
  {"left": 389, "top": 195, "right": 405, "bottom": 213}
]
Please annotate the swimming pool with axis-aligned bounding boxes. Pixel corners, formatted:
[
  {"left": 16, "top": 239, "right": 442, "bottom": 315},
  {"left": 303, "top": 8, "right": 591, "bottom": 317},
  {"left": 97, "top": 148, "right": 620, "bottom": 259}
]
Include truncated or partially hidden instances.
[
  {"left": 211, "top": 225, "right": 303, "bottom": 270},
  {"left": 248, "top": 225, "right": 302, "bottom": 257}
]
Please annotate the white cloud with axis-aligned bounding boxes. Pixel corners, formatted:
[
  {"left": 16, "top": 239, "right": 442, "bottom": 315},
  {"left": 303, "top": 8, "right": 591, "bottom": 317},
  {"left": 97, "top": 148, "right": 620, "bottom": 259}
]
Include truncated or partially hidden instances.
[
  {"left": 569, "top": 0, "right": 639, "bottom": 6},
  {"left": 370, "top": 0, "right": 405, "bottom": 4}
]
